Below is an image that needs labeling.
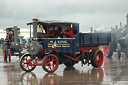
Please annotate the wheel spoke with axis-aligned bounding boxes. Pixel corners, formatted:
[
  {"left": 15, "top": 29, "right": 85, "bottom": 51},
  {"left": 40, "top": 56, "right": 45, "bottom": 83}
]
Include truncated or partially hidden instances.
[
  {"left": 46, "top": 57, "right": 50, "bottom": 62},
  {"left": 53, "top": 64, "right": 57, "bottom": 68},
  {"left": 45, "top": 62, "right": 50, "bottom": 66},
  {"left": 49, "top": 66, "right": 52, "bottom": 71}
]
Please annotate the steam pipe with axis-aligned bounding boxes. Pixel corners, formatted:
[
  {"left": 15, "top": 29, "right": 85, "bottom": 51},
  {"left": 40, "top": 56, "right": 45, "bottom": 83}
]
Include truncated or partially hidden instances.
[
  {"left": 32, "top": 19, "right": 38, "bottom": 38},
  {"left": 115, "top": 25, "right": 118, "bottom": 30},
  {"left": 14, "top": 26, "right": 18, "bottom": 43},
  {"left": 126, "top": 13, "right": 128, "bottom": 26},
  {"left": 120, "top": 22, "right": 122, "bottom": 28}
]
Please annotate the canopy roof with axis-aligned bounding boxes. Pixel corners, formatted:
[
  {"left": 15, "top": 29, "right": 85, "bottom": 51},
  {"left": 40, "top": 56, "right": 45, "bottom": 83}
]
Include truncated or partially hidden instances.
[
  {"left": 27, "top": 20, "right": 79, "bottom": 25},
  {"left": 4, "top": 27, "right": 20, "bottom": 31}
]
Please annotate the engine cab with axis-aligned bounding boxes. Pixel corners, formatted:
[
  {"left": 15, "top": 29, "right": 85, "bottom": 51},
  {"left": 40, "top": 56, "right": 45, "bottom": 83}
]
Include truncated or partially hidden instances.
[{"left": 27, "top": 19, "right": 80, "bottom": 57}]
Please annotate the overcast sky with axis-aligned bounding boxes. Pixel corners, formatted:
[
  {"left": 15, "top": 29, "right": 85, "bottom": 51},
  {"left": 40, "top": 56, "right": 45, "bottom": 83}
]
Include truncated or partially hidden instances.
[{"left": 0, "top": 0, "right": 128, "bottom": 32}]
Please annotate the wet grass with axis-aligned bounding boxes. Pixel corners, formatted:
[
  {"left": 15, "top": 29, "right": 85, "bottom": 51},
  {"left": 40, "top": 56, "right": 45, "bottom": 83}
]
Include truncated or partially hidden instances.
[
  {"left": 0, "top": 48, "right": 2, "bottom": 53},
  {"left": 99, "top": 46, "right": 103, "bottom": 52}
]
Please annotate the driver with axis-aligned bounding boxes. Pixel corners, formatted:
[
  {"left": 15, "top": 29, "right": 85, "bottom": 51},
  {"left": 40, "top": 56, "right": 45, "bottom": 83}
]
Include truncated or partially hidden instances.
[{"left": 63, "top": 24, "right": 74, "bottom": 38}]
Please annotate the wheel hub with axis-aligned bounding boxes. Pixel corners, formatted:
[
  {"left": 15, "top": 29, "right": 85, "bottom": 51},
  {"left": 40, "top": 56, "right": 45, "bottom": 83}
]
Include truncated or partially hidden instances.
[
  {"left": 96, "top": 56, "right": 100, "bottom": 61},
  {"left": 50, "top": 61, "right": 53, "bottom": 65},
  {"left": 32, "top": 59, "right": 37, "bottom": 65}
]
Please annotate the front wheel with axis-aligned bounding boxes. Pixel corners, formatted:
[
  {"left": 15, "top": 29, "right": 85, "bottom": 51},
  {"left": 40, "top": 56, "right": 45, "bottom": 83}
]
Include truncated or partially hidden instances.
[
  {"left": 91, "top": 49, "right": 103, "bottom": 67},
  {"left": 20, "top": 54, "right": 36, "bottom": 72},
  {"left": 42, "top": 54, "right": 59, "bottom": 73}
]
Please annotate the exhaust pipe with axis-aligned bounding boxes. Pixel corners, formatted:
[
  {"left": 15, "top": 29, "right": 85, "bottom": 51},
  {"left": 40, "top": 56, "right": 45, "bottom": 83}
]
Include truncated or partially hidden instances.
[
  {"left": 126, "top": 13, "right": 128, "bottom": 26},
  {"left": 32, "top": 19, "right": 38, "bottom": 38},
  {"left": 14, "top": 26, "right": 18, "bottom": 43}
]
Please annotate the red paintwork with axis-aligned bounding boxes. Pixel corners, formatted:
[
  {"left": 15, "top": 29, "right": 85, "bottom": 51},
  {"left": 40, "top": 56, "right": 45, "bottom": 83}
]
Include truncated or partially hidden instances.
[
  {"left": 62, "top": 53, "right": 81, "bottom": 61},
  {"left": 61, "top": 47, "right": 98, "bottom": 61},
  {"left": 40, "top": 49, "right": 47, "bottom": 56},
  {"left": 24, "top": 58, "right": 43, "bottom": 66},
  {"left": 25, "top": 47, "right": 99, "bottom": 65},
  {"left": 26, "top": 47, "right": 99, "bottom": 65},
  {"left": 80, "top": 47, "right": 98, "bottom": 51},
  {"left": 20, "top": 44, "right": 104, "bottom": 72},
  {"left": 36, "top": 58, "right": 43, "bottom": 66},
  {"left": 40, "top": 49, "right": 58, "bottom": 56}
]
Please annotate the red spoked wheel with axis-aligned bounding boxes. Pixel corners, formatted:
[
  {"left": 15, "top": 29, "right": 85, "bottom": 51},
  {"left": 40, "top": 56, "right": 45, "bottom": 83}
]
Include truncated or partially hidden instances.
[
  {"left": 91, "top": 49, "right": 103, "bottom": 67},
  {"left": 3, "top": 43, "right": 7, "bottom": 61},
  {"left": 20, "top": 54, "right": 36, "bottom": 72},
  {"left": 42, "top": 54, "right": 59, "bottom": 73}
]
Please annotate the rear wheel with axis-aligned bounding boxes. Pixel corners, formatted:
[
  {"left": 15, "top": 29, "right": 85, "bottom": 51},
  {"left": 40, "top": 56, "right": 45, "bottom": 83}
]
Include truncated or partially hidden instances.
[
  {"left": 91, "top": 49, "right": 103, "bottom": 67},
  {"left": 20, "top": 54, "right": 36, "bottom": 72},
  {"left": 42, "top": 54, "right": 59, "bottom": 73}
]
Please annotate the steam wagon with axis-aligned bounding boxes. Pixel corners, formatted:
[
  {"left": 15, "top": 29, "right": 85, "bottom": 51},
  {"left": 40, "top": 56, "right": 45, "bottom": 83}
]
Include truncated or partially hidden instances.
[
  {"left": 103, "top": 13, "right": 128, "bottom": 58},
  {"left": 3, "top": 26, "right": 23, "bottom": 61},
  {"left": 20, "top": 19, "right": 111, "bottom": 72}
]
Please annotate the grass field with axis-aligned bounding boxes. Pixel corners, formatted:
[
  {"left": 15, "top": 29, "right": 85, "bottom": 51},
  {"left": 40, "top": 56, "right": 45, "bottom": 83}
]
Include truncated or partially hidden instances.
[{"left": 99, "top": 46, "right": 103, "bottom": 52}]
